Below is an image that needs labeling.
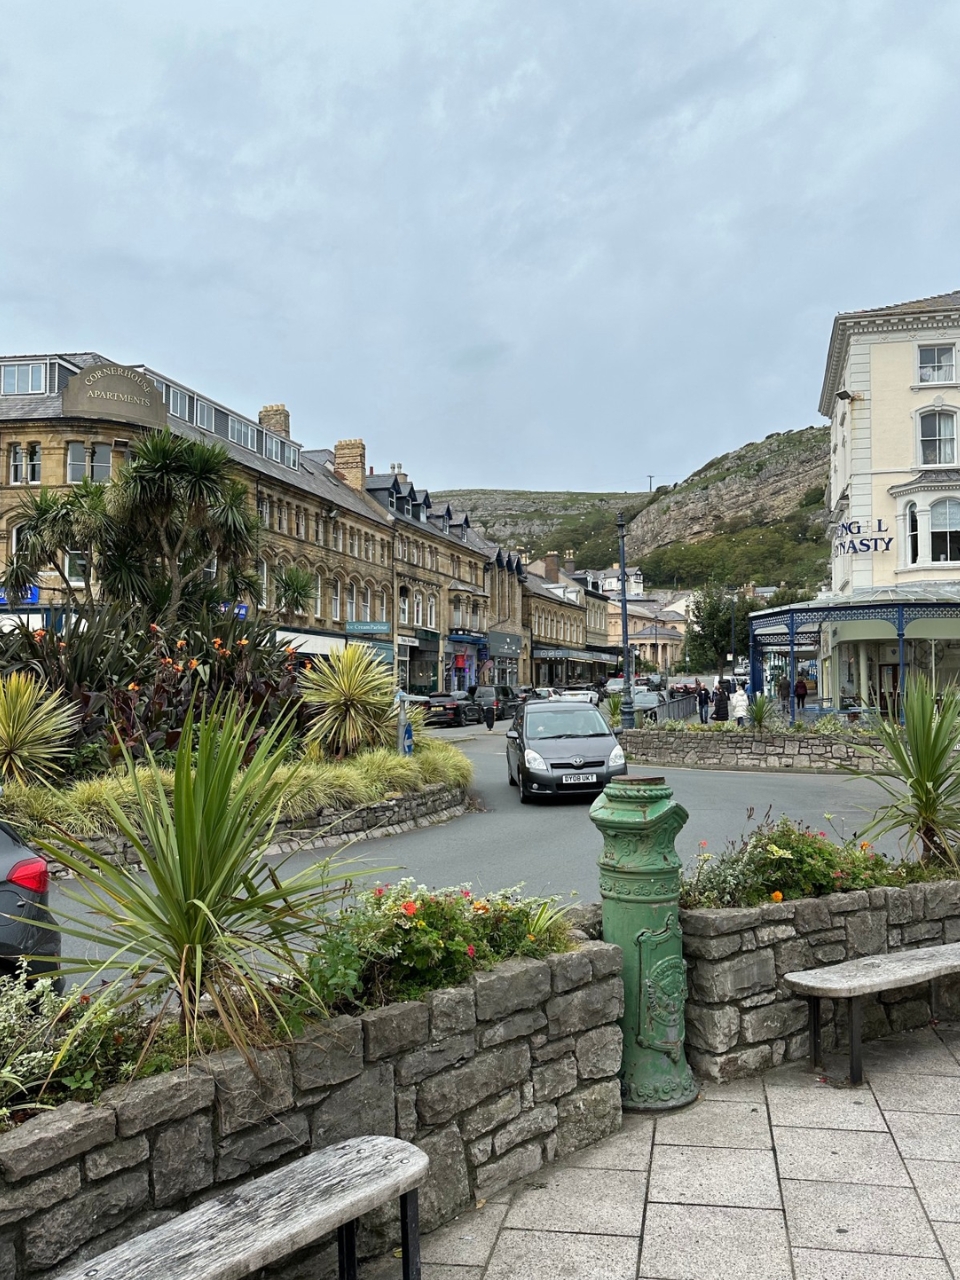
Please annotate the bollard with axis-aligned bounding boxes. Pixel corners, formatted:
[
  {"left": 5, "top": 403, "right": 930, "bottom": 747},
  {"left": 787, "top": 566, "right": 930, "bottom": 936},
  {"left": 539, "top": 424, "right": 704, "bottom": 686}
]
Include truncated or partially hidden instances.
[{"left": 589, "top": 775, "right": 697, "bottom": 1110}]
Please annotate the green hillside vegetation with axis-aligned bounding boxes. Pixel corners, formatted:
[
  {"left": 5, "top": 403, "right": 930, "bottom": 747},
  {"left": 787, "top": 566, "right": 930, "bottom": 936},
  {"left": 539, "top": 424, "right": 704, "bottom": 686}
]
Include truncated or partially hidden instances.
[{"left": 642, "top": 509, "right": 829, "bottom": 589}]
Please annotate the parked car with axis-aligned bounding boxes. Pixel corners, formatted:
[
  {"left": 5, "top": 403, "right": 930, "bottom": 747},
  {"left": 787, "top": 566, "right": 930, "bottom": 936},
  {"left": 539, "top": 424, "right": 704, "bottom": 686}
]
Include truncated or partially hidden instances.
[
  {"left": 633, "top": 690, "right": 667, "bottom": 721},
  {"left": 560, "top": 687, "right": 600, "bottom": 705},
  {"left": 605, "top": 677, "right": 625, "bottom": 695},
  {"left": 0, "top": 822, "right": 60, "bottom": 988},
  {"left": 425, "top": 691, "right": 482, "bottom": 727},
  {"left": 517, "top": 686, "right": 537, "bottom": 703},
  {"left": 533, "top": 686, "right": 562, "bottom": 700},
  {"left": 505, "top": 701, "right": 627, "bottom": 802},
  {"left": 472, "top": 685, "right": 520, "bottom": 720}
]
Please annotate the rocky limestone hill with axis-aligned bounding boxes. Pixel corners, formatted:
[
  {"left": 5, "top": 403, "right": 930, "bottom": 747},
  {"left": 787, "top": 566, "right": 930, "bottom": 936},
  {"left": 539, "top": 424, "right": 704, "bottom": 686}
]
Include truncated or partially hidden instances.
[{"left": 625, "top": 426, "right": 829, "bottom": 557}]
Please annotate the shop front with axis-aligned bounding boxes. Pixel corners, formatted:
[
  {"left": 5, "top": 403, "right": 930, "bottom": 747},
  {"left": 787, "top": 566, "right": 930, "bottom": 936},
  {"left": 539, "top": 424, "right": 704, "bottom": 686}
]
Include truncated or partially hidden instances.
[
  {"left": 488, "top": 631, "right": 522, "bottom": 686},
  {"left": 409, "top": 629, "right": 441, "bottom": 694},
  {"left": 444, "top": 631, "right": 486, "bottom": 691},
  {"left": 533, "top": 645, "right": 597, "bottom": 686}
]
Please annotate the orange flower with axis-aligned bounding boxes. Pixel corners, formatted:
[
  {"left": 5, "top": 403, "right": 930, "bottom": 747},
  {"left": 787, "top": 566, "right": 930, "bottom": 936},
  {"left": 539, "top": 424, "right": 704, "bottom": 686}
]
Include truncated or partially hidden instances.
[
  {"left": 149, "top": 623, "right": 159, "bottom": 633},
  {"left": 176, "top": 639, "right": 186, "bottom": 649},
  {"left": 188, "top": 659, "right": 198, "bottom": 670},
  {"left": 770, "top": 891, "right": 784, "bottom": 903},
  {"left": 472, "top": 901, "right": 490, "bottom": 914},
  {"left": 527, "top": 933, "right": 537, "bottom": 942},
  {"left": 285, "top": 646, "right": 296, "bottom": 655},
  {"left": 32, "top": 629, "right": 45, "bottom": 641},
  {"left": 127, "top": 682, "right": 140, "bottom": 691},
  {"left": 174, "top": 663, "right": 183, "bottom": 672},
  {"left": 400, "top": 901, "right": 417, "bottom": 916},
  {"left": 238, "top": 638, "right": 249, "bottom": 646}
]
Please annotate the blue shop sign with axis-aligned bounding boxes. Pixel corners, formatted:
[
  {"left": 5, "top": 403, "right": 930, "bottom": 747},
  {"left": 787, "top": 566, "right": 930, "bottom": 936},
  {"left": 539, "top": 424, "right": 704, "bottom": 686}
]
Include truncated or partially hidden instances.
[
  {"left": 0, "top": 586, "right": 39, "bottom": 607},
  {"left": 346, "top": 620, "right": 392, "bottom": 635},
  {"left": 219, "top": 602, "right": 248, "bottom": 619}
]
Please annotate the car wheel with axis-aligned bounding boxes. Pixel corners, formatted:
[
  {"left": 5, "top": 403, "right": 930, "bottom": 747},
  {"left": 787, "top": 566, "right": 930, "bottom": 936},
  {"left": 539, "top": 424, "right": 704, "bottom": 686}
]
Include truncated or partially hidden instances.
[
  {"left": 454, "top": 710, "right": 463, "bottom": 727},
  {"left": 519, "top": 776, "right": 533, "bottom": 803}
]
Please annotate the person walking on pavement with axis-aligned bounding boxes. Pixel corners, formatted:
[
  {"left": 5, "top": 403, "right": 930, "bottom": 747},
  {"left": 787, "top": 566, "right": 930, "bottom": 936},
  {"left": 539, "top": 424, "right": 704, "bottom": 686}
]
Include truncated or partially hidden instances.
[
  {"left": 777, "top": 674, "right": 791, "bottom": 715},
  {"left": 697, "top": 682, "right": 711, "bottom": 725},
  {"left": 795, "top": 677, "right": 808, "bottom": 711},
  {"left": 483, "top": 703, "right": 496, "bottom": 731},
  {"left": 712, "top": 684, "right": 730, "bottom": 722},
  {"left": 730, "top": 683, "right": 749, "bottom": 726}
]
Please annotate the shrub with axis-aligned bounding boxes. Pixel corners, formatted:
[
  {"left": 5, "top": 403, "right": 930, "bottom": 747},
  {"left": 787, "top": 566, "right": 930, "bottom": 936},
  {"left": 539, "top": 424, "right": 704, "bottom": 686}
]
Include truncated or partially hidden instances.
[
  {"left": 414, "top": 738, "right": 473, "bottom": 789},
  {"left": 301, "top": 644, "right": 396, "bottom": 758},
  {"left": 0, "top": 672, "right": 79, "bottom": 784},
  {"left": 606, "top": 693, "right": 622, "bottom": 728},
  {"left": 682, "top": 814, "right": 939, "bottom": 908},
  {"left": 300, "top": 879, "right": 572, "bottom": 1006},
  {"left": 747, "top": 692, "right": 780, "bottom": 731},
  {"left": 42, "top": 696, "right": 367, "bottom": 1056}
]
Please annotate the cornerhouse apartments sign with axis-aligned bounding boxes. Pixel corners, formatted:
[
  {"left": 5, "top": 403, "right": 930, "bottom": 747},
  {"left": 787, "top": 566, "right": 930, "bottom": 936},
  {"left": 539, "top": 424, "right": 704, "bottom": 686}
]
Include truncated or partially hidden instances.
[{"left": 61, "top": 364, "right": 168, "bottom": 429}]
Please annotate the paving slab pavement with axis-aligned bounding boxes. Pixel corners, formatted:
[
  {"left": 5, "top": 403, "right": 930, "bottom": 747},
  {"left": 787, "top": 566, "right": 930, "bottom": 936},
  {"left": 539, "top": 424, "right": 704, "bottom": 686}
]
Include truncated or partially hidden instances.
[{"left": 360, "top": 1021, "right": 960, "bottom": 1279}]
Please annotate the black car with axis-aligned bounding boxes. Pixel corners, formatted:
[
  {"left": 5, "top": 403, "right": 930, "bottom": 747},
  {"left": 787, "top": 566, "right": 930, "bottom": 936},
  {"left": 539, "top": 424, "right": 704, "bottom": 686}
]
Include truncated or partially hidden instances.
[
  {"left": 0, "top": 821, "right": 60, "bottom": 986},
  {"left": 471, "top": 685, "right": 520, "bottom": 721},
  {"left": 425, "top": 691, "right": 482, "bottom": 727},
  {"left": 505, "top": 701, "right": 628, "bottom": 802}
]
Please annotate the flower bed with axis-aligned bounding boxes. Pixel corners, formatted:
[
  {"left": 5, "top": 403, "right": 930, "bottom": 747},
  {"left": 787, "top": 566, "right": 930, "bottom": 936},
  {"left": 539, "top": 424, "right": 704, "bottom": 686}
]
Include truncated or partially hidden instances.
[{"left": 0, "top": 944, "right": 624, "bottom": 1278}]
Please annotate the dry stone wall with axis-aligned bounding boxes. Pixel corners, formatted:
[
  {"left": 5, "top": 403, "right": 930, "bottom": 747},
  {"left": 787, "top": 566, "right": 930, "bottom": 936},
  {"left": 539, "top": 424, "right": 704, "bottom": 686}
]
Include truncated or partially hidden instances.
[
  {"left": 621, "top": 727, "right": 885, "bottom": 773},
  {"left": 0, "top": 945, "right": 623, "bottom": 1279},
  {"left": 682, "top": 883, "right": 960, "bottom": 1079},
  {"left": 48, "top": 782, "right": 468, "bottom": 879}
]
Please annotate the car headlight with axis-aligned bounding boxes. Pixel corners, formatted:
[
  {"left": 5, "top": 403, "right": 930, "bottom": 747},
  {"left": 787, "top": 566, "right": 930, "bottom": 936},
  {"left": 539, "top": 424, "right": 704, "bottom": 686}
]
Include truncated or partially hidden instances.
[
  {"left": 609, "top": 744, "right": 625, "bottom": 768},
  {"left": 524, "top": 749, "right": 548, "bottom": 771}
]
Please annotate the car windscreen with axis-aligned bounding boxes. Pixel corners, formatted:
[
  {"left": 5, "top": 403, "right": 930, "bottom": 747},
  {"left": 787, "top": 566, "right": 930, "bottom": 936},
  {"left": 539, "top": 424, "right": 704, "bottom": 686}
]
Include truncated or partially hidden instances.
[{"left": 524, "top": 707, "right": 611, "bottom": 740}]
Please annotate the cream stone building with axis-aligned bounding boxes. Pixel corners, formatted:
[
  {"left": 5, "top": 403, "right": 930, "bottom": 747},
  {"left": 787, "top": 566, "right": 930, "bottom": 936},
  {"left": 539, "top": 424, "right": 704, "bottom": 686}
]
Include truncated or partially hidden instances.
[{"left": 750, "top": 291, "right": 960, "bottom": 714}]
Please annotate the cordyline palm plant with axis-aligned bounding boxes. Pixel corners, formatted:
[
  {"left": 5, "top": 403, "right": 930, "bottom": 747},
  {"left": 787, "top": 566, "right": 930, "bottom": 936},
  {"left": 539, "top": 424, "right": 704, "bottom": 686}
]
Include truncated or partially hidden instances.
[
  {"left": 0, "top": 672, "right": 79, "bottom": 784},
  {"left": 42, "top": 695, "right": 367, "bottom": 1056},
  {"left": 747, "top": 693, "right": 779, "bottom": 731},
  {"left": 301, "top": 644, "right": 396, "bottom": 758},
  {"left": 854, "top": 674, "right": 960, "bottom": 866}
]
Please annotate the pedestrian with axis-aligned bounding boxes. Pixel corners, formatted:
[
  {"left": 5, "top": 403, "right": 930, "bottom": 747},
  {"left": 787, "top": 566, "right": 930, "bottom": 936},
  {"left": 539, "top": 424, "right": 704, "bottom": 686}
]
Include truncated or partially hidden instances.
[
  {"left": 730, "top": 683, "right": 749, "bottom": 726},
  {"left": 697, "top": 682, "right": 711, "bottom": 725},
  {"left": 483, "top": 703, "right": 496, "bottom": 731},
  {"left": 712, "top": 685, "right": 729, "bottom": 722},
  {"left": 777, "top": 674, "right": 791, "bottom": 714},
  {"left": 795, "top": 677, "right": 808, "bottom": 711}
]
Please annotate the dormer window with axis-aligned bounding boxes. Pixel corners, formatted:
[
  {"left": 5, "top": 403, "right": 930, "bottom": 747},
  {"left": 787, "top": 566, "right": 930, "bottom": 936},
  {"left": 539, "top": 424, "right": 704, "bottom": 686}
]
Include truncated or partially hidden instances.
[
  {"left": 388, "top": 492, "right": 396, "bottom": 510},
  {"left": 1, "top": 363, "right": 44, "bottom": 394},
  {"left": 920, "top": 346, "right": 956, "bottom": 384}
]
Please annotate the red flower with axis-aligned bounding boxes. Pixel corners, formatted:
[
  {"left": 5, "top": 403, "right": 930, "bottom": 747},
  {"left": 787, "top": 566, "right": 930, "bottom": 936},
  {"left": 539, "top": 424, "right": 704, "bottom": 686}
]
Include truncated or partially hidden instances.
[
  {"left": 374, "top": 887, "right": 385, "bottom": 897},
  {"left": 461, "top": 889, "right": 471, "bottom": 898},
  {"left": 467, "top": 944, "right": 476, "bottom": 958},
  {"left": 819, "top": 832, "right": 827, "bottom": 838},
  {"left": 79, "top": 994, "right": 91, "bottom": 1005},
  {"left": 401, "top": 901, "right": 417, "bottom": 916}
]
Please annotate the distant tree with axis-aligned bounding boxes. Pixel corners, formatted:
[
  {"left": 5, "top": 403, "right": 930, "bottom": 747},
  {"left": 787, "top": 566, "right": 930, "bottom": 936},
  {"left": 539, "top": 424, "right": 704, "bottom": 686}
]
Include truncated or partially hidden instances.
[
  {"left": 687, "top": 586, "right": 768, "bottom": 678},
  {"left": 273, "top": 565, "right": 315, "bottom": 623}
]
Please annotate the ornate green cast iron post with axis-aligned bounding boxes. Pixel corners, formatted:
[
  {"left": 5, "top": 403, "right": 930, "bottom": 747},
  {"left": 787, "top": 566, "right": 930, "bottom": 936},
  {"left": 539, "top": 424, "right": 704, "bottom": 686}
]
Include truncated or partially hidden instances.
[{"left": 590, "top": 775, "right": 697, "bottom": 1110}]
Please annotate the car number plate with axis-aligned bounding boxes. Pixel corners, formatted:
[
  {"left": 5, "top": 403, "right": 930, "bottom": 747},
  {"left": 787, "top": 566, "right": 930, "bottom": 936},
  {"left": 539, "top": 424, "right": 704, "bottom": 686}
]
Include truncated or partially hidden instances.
[{"left": 561, "top": 772, "right": 597, "bottom": 784}]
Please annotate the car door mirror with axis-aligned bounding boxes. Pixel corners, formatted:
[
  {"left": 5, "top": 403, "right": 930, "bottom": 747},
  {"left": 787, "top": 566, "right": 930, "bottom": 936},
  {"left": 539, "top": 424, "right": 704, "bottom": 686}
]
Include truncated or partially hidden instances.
[{"left": 506, "top": 729, "right": 519, "bottom": 740}]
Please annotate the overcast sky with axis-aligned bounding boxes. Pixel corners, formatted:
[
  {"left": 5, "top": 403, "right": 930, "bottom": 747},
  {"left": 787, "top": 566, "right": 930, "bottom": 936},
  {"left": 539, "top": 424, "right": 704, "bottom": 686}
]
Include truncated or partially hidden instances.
[{"left": 1, "top": 2, "right": 957, "bottom": 491}]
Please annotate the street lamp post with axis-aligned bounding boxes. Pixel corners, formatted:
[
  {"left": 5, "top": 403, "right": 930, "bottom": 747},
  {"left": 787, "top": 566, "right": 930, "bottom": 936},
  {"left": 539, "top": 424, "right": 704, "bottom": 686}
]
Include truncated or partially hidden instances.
[{"left": 617, "top": 511, "right": 635, "bottom": 729}]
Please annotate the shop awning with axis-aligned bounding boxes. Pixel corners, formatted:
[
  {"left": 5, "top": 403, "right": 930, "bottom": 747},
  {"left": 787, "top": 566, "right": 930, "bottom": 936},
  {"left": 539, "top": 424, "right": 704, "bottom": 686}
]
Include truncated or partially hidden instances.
[{"left": 277, "top": 630, "right": 346, "bottom": 656}]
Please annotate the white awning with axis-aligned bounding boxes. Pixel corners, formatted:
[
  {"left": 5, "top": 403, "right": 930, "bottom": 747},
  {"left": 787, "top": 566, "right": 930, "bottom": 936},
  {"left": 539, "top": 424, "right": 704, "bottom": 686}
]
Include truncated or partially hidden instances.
[{"left": 276, "top": 630, "right": 346, "bottom": 656}]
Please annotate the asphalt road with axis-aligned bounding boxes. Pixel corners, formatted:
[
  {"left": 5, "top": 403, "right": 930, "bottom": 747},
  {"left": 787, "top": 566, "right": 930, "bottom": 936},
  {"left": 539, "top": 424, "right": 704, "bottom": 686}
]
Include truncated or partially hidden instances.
[
  {"left": 48, "top": 722, "right": 893, "bottom": 977},
  {"left": 270, "top": 721, "right": 893, "bottom": 903}
]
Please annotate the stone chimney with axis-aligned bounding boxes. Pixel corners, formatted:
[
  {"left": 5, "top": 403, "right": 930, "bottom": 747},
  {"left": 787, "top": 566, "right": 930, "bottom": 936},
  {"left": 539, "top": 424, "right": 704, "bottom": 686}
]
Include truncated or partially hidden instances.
[
  {"left": 393, "top": 462, "right": 408, "bottom": 483},
  {"left": 334, "top": 439, "right": 367, "bottom": 492},
  {"left": 259, "top": 404, "right": 290, "bottom": 438},
  {"left": 543, "top": 551, "right": 560, "bottom": 584},
  {"left": 564, "top": 549, "right": 576, "bottom": 574}
]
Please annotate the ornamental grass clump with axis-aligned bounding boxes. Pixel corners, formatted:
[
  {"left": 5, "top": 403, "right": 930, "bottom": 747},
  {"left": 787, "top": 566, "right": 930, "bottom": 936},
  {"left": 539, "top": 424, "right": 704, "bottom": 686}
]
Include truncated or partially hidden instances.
[
  {"left": 0, "top": 671, "right": 79, "bottom": 784},
  {"left": 300, "top": 879, "right": 572, "bottom": 1007},
  {"left": 301, "top": 644, "right": 396, "bottom": 758}
]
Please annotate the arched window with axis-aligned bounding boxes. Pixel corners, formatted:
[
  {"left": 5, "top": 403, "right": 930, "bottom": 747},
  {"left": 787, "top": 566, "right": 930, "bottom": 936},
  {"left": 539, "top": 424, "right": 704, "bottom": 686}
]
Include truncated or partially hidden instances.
[
  {"left": 346, "top": 581, "right": 357, "bottom": 621},
  {"left": 315, "top": 574, "right": 323, "bottom": 616},
  {"left": 453, "top": 596, "right": 462, "bottom": 628},
  {"left": 921, "top": 411, "right": 957, "bottom": 465},
  {"left": 931, "top": 499, "right": 960, "bottom": 562},
  {"left": 379, "top": 588, "right": 388, "bottom": 622},
  {"left": 361, "top": 586, "right": 371, "bottom": 622},
  {"left": 414, "top": 591, "right": 423, "bottom": 626},
  {"left": 908, "top": 503, "right": 919, "bottom": 565},
  {"left": 331, "top": 577, "right": 341, "bottom": 621},
  {"left": 399, "top": 586, "right": 409, "bottom": 625},
  {"left": 470, "top": 600, "right": 479, "bottom": 629},
  {"left": 427, "top": 595, "right": 437, "bottom": 629}
]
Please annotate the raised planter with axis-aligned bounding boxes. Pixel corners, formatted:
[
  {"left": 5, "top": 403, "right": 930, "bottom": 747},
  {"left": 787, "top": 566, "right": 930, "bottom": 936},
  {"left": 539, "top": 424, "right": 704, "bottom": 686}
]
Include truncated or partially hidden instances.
[
  {"left": 0, "top": 944, "right": 624, "bottom": 1278},
  {"left": 48, "top": 782, "right": 469, "bottom": 878},
  {"left": 621, "top": 726, "right": 885, "bottom": 774},
  {"left": 681, "top": 882, "right": 960, "bottom": 1079}
]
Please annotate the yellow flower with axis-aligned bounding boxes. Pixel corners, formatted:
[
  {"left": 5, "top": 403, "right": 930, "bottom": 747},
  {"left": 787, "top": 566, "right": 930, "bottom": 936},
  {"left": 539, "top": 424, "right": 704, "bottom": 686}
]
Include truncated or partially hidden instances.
[{"left": 527, "top": 933, "right": 537, "bottom": 942}]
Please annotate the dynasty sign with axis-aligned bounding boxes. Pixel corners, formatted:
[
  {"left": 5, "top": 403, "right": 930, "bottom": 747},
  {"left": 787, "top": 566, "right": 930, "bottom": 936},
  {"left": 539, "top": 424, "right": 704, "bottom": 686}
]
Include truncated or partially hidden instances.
[{"left": 833, "top": 518, "right": 893, "bottom": 557}]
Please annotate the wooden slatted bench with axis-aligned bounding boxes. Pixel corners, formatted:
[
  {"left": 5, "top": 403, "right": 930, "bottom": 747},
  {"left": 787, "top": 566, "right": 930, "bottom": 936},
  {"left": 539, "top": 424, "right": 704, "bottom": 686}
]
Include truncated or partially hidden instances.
[
  {"left": 785, "top": 942, "right": 960, "bottom": 1085},
  {"left": 56, "top": 1134, "right": 429, "bottom": 1280}
]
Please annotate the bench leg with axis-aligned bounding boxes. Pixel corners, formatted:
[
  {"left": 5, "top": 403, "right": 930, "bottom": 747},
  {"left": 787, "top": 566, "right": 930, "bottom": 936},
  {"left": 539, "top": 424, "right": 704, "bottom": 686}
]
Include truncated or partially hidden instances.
[
  {"left": 808, "top": 996, "right": 822, "bottom": 1071},
  {"left": 400, "top": 1189, "right": 421, "bottom": 1280},
  {"left": 338, "top": 1219, "right": 359, "bottom": 1280},
  {"left": 931, "top": 977, "right": 941, "bottom": 1021},
  {"left": 849, "top": 996, "right": 863, "bottom": 1086}
]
